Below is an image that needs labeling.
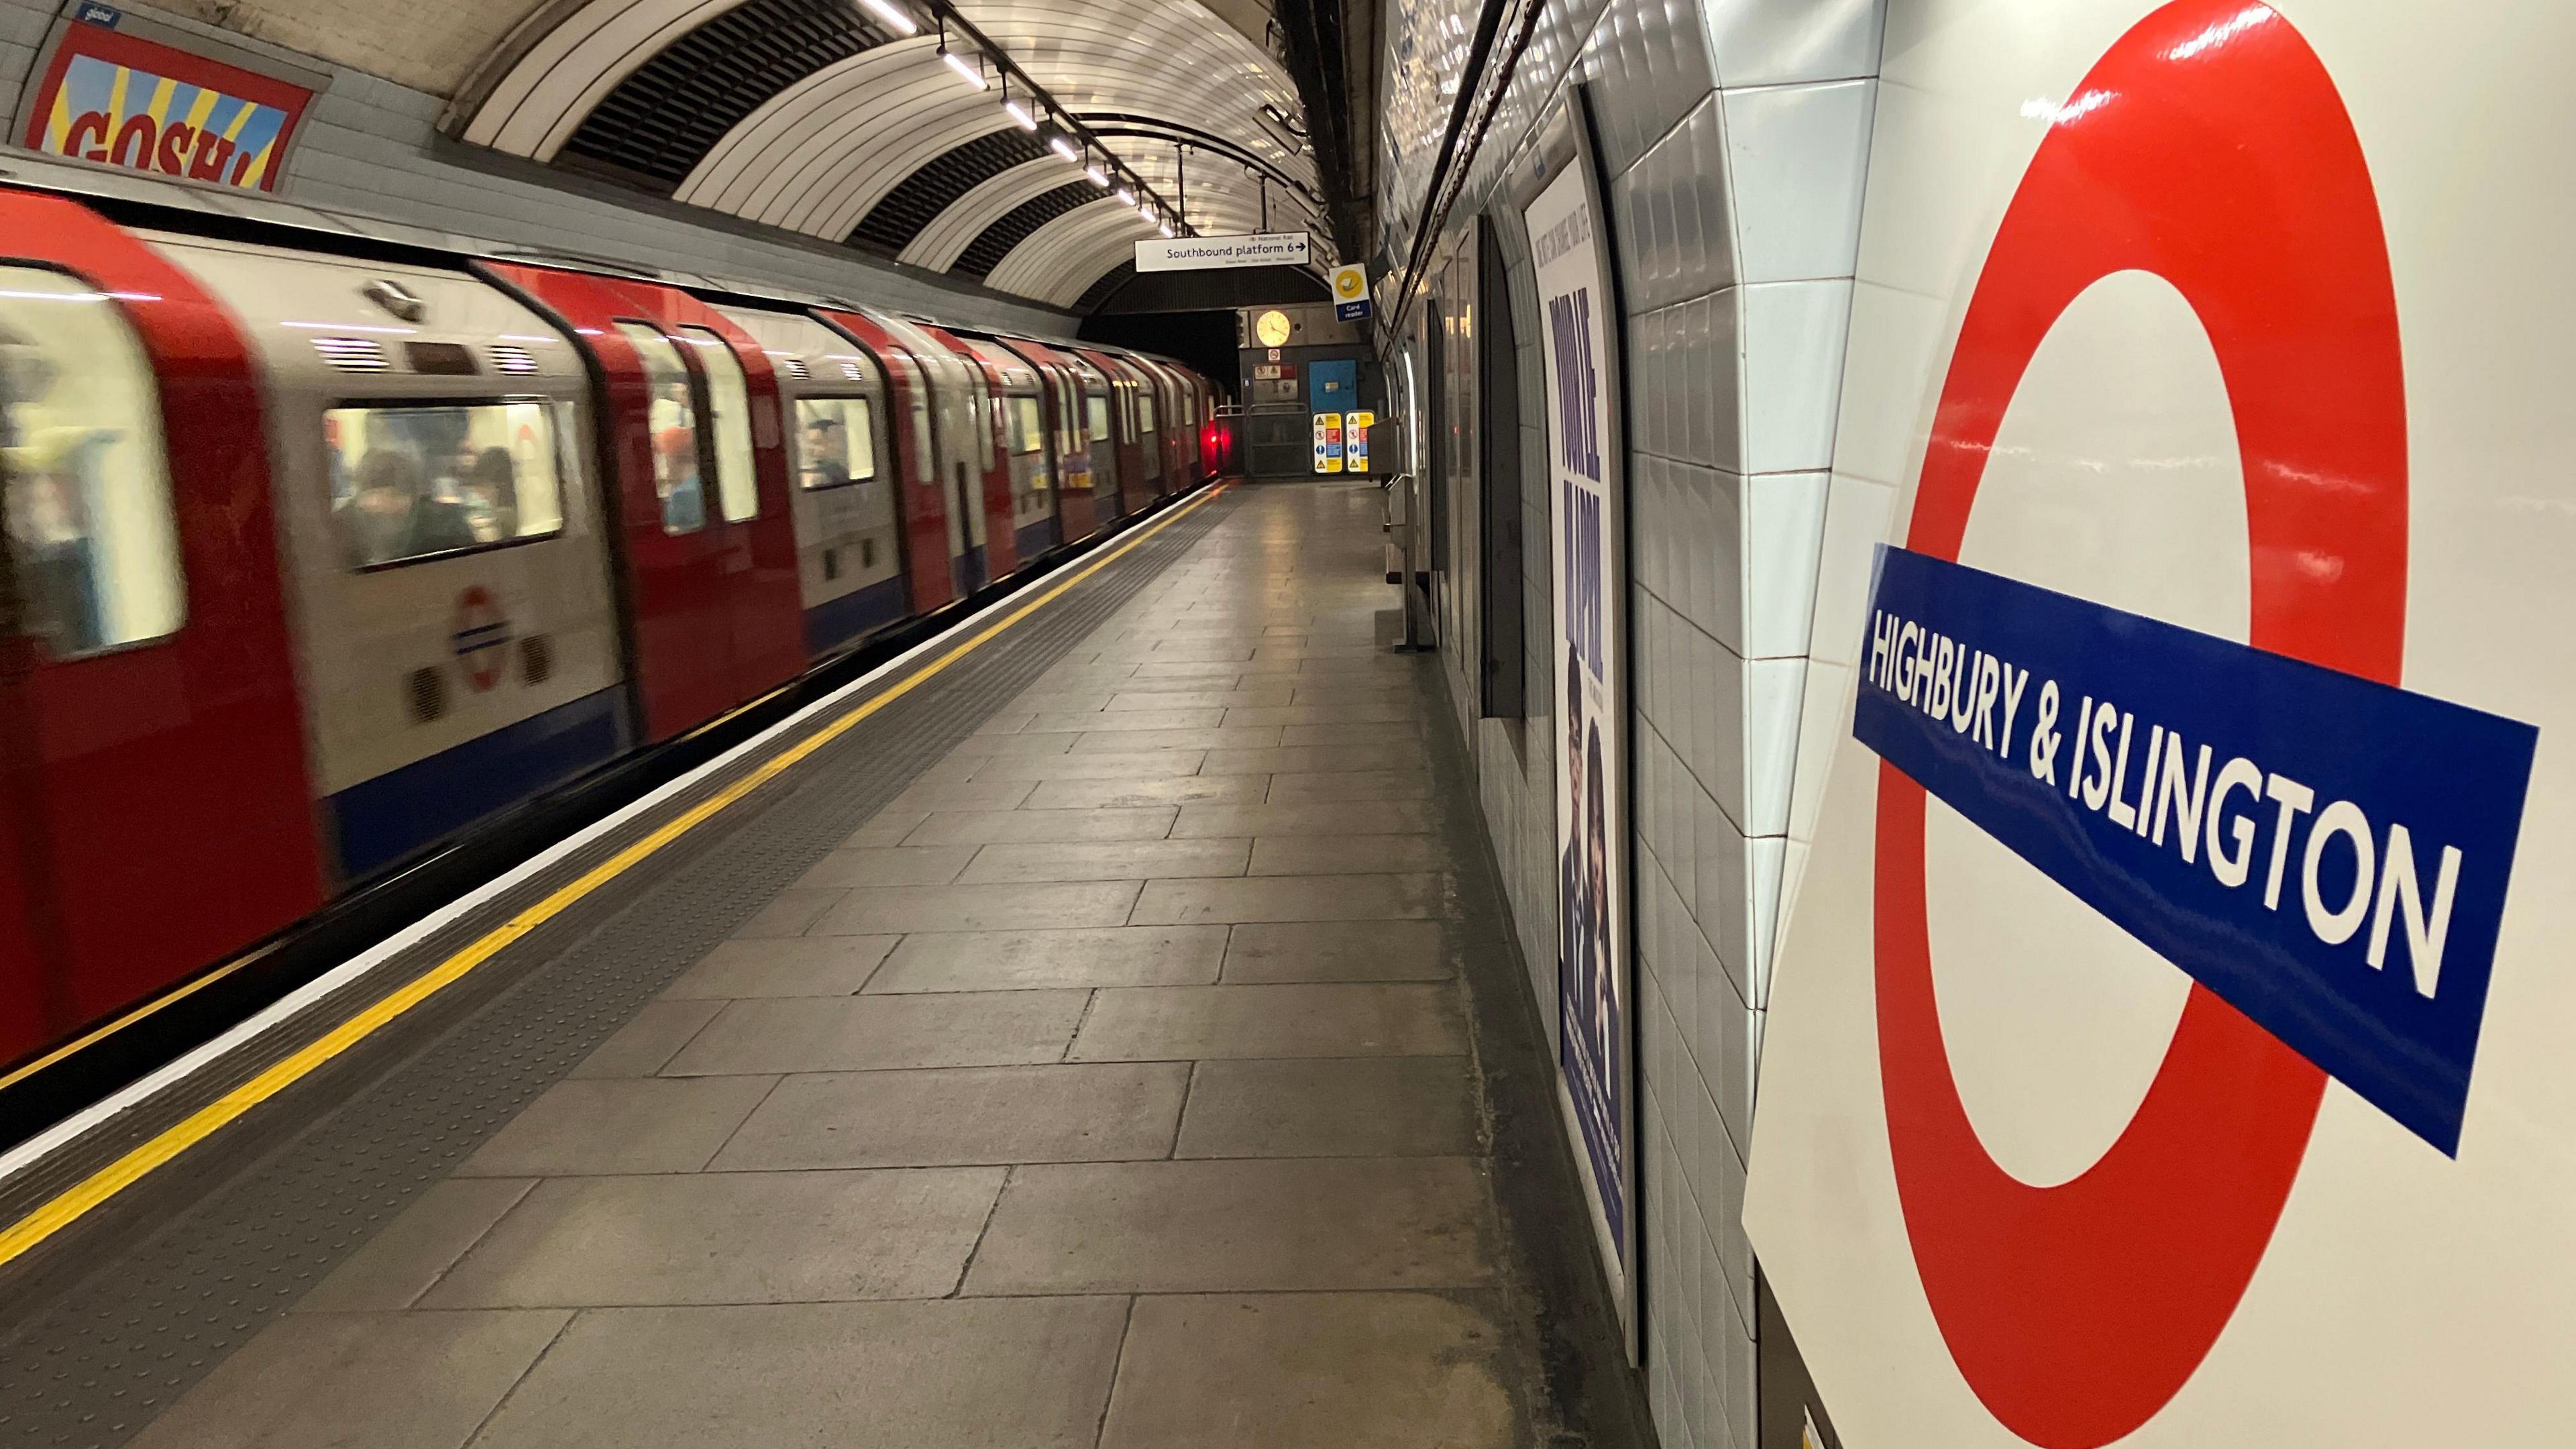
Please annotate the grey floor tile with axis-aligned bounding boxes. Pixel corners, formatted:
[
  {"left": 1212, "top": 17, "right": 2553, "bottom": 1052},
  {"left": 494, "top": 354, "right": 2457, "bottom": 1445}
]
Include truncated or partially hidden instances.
[
  {"left": 974, "top": 710, "right": 1036, "bottom": 735},
  {"left": 963, "top": 1158, "right": 1494, "bottom": 1294},
  {"left": 1129, "top": 872, "right": 1443, "bottom": 926},
  {"left": 1021, "top": 773, "right": 1267, "bottom": 809},
  {"left": 663, "top": 935, "right": 899, "bottom": 998},
  {"left": 841, "top": 810, "right": 929, "bottom": 847},
  {"left": 1222, "top": 920, "right": 1450, "bottom": 982},
  {"left": 883, "top": 779, "right": 1039, "bottom": 813},
  {"left": 1099, "top": 1293, "right": 1515, "bottom": 1449},
  {"left": 1024, "top": 706, "right": 1228, "bottom": 733},
  {"left": 1172, "top": 800, "right": 1436, "bottom": 838},
  {"left": 810, "top": 879, "right": 1142, "bottom": 934},
  {"left": 958, "top": 749, "right": 1205, "bottom": 782},
  {"left": 1140, "top": 643, "right": 1254, "bottom": 661},
  {"left": 1289, "top": 684, "right": 1424, "bottom": 706},
  {"left": 1066, "top": 725, "right": 1285, "bottom": 752},
  {"left": 663, "top": 992, "right": 1090, "bottom": 1073},
  {"left": 297, "top": 1178, "right": 535, "bottom": 1313},
  {"left": 1225, "top": 703, "right": 1421, "bottom": 728},
  {"left": 458, "top": 1076, "right": 780, "bottom": 1177},
  {"left": 1249, "top": 835, "right": 1456, "bottom": 876},
  {"left": 1106, "top": 686, "right": 1294, "bottom": 710},
  {"left": 792, "top": 845, "right": 982, "bottom": 889},
  {"left": 570, "top": 999, "right": 724, "bottom": 1079},
  {"left": 729, "top": 888, "right": 844, "bottom": 938},
  {"left": 866, "top": 926, "right": 1227, "bottom": 991},
  {"left": 1097, "top": 673, "right": 1251, "bottom": 694},
  {"left": 1264, "top": 770, "right": 1435, "bottom": 804},
  {"left": 1177, "top": 1057, "right": 1478, "bottom": 1158},
  {"left": 904, "top": 807, "right": 1177, "bottom": 845},
  {"left": 1199, "top": 744, "right": 1428, "bottom": 775},
  {"left": 127, "top": 1309, "right": 572, "bottom": 1449},
  {"left": 961, "top": 838, "right": 1249, "bottom": 884},
  {"left": 1126, "top": 658, "right": 1258, "bottom": 680},
  {"left": 470, "top": 1299, "right": 1130, "bottom": 1449},
  {"left": 422, "top": 1167, "right": 1005, "bottom": 1307},
  {"left": 712, "top": 1063, "right": 1188, "bottom": 1169},
  {"left": 941, "top": 731, "right": 1081, "bottom": 759},
  {"left": 1069, "top": 983, "right": 1466, "bottom": 1060}
]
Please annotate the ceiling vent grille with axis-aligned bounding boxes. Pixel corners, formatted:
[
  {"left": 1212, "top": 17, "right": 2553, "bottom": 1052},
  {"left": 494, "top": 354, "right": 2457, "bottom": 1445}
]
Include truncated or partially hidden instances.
[
  {"left": 839, "top": 361, "right": 865, "bottom": 381},
  {"left": 558, "top": 0, "right": 892, "bottom": 191},
  {"left": 312, "top": 337, "right": 390, "bottom": 372},
  {"left": 772, "top": 354, "right": 811, "bottom": 380},
  {"left": 490, "top": 344, "right": 541, "bottom": 375},
  {"left": 849, "top": 128, "right": 1050, "bottom": 255}
]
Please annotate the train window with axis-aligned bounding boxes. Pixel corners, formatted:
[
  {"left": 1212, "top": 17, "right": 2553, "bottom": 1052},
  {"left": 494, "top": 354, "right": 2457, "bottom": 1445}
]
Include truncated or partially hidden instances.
[
  {"left": 793, "top": 397, "right": 876, "bottom": 490},
  {"left": 0, "top": 267, "right": 184, "bottom": 657},
  {"left": 1008, "top": 396, "right": 1043, "bottom": 455},
  {"left": 1086, "top": 394, "right": 1109, "bottom": 443},
  {"left": 324, "top": 401, "right": 568, "bottom": 570},
  {"left": 1140, "top": 393, "right": 1157, "bottom": 434},
  {"left": 678, "top": 327, "right": 758, "bottom": 525},
  {"left": 615, "top": 323, "right": 704, "bottom": 535}
]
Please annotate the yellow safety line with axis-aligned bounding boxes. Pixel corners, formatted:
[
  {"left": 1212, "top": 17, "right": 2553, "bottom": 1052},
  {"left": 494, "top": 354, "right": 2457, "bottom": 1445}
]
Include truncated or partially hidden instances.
[{"left": 0, "top": 483, "right": 1230, "bottom": 1268}]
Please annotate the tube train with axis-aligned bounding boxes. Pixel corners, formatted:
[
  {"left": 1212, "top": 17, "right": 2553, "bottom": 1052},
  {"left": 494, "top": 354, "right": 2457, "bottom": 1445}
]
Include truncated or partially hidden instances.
[{"left": 0, "top": 181, "right": 1226, "bottom": 1071}]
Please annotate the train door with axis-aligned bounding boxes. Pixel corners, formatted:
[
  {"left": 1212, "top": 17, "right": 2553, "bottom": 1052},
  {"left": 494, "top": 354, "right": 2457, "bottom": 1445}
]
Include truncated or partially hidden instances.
[
  {"left": 716, "top": 305, "right": 909, "bottom": 655},
  {"left": 919, "top": 327, "right": 1020, "bottom": 583},
  {"left": 1008, "top": 339, "right": 1099, "bottom": 543},
  {"left": 1077, "top": 350, "right": 1147, "bottom": 519},
  {"left": 957, "top": 336, "right": 1061, "bottom": 563},
  {"left": 0, "top": 190, "right": 325, "bottom": 1051},
  {"left": 479, "top": 264, "right": 802, "bottom": 740},
  {"left": 810, "top": 308, "right": 959, "bottom": 616}
]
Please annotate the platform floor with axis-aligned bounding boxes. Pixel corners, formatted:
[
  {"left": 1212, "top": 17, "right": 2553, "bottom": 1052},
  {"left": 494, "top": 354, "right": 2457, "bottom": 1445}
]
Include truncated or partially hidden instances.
[{"left": 92, "top": 482, "right": 1639, "bottom": 1448}]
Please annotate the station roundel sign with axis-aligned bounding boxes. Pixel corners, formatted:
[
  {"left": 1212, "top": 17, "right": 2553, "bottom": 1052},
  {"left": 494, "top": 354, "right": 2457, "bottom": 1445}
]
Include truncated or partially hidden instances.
[
  {"left": 1872, "top": 3, "right": 2408, "bottom": 1446},
  {"left": 452, "top": 585, "right": 513, "bottom": 692}
]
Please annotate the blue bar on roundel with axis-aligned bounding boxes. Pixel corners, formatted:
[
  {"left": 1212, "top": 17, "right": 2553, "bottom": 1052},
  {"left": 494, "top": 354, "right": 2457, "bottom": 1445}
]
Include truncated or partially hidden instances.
[{"left": 1853, "top": 545, "right": 2537, "bottom": 1155}]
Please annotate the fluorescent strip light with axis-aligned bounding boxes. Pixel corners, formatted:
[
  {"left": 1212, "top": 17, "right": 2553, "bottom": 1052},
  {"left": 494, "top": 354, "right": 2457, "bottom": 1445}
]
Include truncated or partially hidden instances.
[
  {"left": 1158, "top": 222, "right": 1174, "bottom": 237},
  {"left": 1005, "top": 99, "right": 1038, "bottom": 130},
  {"left": 1049, "top": 135, "right": 1078, "bottom": 162},
  {"left": 857, "top": 0, "right": 917, "bottom": 35},
  {"left": 1114, "top": 187, "right": 1135, "bottom": 206},
  {"left": 1087, "top": 164, "right": 1109, "bottom": 187},
  {"left": 941, "top": 48, "right": 987, "bottom": 89}
]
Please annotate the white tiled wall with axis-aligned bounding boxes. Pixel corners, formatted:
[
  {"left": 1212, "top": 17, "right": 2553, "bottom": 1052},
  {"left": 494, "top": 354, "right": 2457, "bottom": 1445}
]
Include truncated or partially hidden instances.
[
  {"left": 0, "top": 0, "right": 1069, "bottom": 336},
  {"left": 1395, "top": 0, "right": 1888, "bottom": 1446}
]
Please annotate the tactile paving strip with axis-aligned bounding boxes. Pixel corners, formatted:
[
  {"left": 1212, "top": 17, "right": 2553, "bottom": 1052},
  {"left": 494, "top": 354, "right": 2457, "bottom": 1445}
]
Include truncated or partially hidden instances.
[{"left": 0, "top": 491, "right": 1240, "bottom": 1448}]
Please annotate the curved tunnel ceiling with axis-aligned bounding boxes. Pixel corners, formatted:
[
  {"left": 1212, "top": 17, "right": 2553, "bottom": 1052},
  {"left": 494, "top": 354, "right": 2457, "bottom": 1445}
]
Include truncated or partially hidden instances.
[{"left": 453, "top": 0, "right": 1320, "bottom": 311}]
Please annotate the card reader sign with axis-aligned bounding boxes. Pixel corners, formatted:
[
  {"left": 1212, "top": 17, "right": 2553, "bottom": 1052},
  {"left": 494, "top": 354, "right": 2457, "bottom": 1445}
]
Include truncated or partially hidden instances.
[{"left": 1854, "top": 545, "right": 2537, "bottom": 1155}]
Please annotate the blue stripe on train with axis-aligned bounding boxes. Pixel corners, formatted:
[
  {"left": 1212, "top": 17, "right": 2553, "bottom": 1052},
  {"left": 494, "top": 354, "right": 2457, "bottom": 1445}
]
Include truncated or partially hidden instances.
[
  {"left": 329, "top": 687, "right": 629, "bottom": 879},
  {"left": 803, "top": 574, "right": 911, "bottom": 657},
  {"left": 1016, "top": 516, "right": 1063, "bottom": 562}
]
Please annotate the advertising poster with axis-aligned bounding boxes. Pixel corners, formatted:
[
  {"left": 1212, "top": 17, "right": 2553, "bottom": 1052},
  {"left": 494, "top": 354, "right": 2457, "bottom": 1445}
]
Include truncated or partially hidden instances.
[
  {"left": 1523, "top": 100, "right": 1630, "bottom": 1334},
  {"left": 1743, "top": 2, "right": 2576, "bottom": 1445},
  {"left": 19, "top": 19, "right": 312, "bottom": 192}
]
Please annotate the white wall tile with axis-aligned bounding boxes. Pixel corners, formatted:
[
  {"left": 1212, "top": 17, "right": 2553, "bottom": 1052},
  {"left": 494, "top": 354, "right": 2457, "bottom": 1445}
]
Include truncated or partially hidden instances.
[
  {"left": 1742, "top": 470, "right": 1829, "bottom": 659},
  {"left": 1722, "top": 78, "right": 1876, "bottom": 284},
  {"left": 1786, "top": 657, "right": 1854, "bottom": 846},
  {"left": 1705, "top": 0, "right": 1884, "bottom": 89},
  {"left": 1739, "top": 278, "right": 1856, "bottom": 474},
  {"left": 1830, "top": 280, "right": 1948, "bottom": 489}
]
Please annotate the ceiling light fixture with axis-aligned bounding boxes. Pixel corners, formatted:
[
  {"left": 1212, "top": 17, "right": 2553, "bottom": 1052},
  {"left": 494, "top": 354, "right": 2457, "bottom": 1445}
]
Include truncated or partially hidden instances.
[
  {"left": 1114, "top": 186, "right": 1136, "bottom": 206},
  {"left": 857, "top": 0, "right": 917, "bottom": 35},
  {"left": 1049, "top": 134, "right": 1078, "bottom": 162},
  {"left": 1005, "top": 99, "right": 1038, "bottom": 129},
  {"left": 941, "top": 46, "right": 987, "bottom": 89},
  {"left": 1086, "top": 161, "right": 1110, "bottom": 187}
]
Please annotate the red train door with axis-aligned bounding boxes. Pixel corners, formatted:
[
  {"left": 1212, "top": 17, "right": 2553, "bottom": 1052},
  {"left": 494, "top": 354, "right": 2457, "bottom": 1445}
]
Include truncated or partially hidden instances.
[
  {"left": 1078, "top": 350, "right": 1150, "bottom": 517},
  {"left": 480, "top": 264, "right": 802, "bottom": 741},
  {"left": 918, "top": 326, "right": 1018, "bottom": 581},
  {"left": 1001, "top": 339, "right": 1097, "bottom": 543},
  {"left": 813, "top": 309, "right": 957, "bottom": 616},
  {"left": 0, "top": 190, "right": 326, "bottom": 1056}
]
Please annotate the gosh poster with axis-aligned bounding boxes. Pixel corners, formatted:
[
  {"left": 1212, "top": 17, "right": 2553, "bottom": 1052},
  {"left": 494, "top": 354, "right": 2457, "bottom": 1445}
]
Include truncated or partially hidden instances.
[{"left": 21, "top": 23, "right": 311, "bottom": 192}]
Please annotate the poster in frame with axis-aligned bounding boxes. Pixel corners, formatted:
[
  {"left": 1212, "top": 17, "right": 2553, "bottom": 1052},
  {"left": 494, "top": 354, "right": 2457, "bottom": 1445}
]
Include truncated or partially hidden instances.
[{"left": 1515, "top": 86, "right": 1635, "bottom": 1356}]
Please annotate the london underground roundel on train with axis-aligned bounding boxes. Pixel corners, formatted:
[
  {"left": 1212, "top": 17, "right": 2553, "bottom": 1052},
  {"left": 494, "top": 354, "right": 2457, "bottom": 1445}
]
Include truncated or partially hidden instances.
[{"left": 1741, "top": 1, "right": 2576, "bottom": 1446}]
